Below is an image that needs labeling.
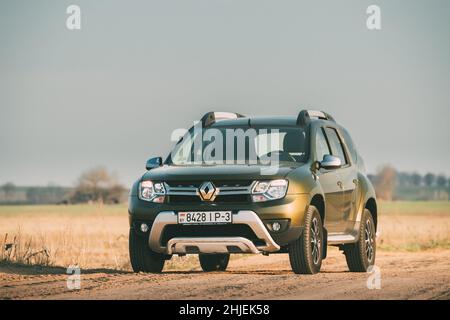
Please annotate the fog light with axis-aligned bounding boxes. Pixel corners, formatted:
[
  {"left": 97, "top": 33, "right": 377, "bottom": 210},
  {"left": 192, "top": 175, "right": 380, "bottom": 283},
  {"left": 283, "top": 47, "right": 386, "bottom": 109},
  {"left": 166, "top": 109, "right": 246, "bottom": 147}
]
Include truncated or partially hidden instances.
[
  {"left": 140, "top": 223, "right": 149, "bottom": 233},
  {"left": 272, "top": 222, "right": 281, "bottom": 232}
]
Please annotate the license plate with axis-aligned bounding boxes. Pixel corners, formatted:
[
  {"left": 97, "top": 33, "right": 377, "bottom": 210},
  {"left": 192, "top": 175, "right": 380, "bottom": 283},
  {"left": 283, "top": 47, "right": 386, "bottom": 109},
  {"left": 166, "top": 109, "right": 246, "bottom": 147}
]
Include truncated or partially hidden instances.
[{"left": 177, "top": 211, "right": 232, "bottom": 225}]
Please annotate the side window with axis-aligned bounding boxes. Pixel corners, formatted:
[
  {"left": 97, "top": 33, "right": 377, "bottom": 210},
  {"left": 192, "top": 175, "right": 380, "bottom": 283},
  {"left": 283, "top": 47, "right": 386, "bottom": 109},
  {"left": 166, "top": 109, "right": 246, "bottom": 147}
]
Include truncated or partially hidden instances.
[
  {"left": 341, "top": 128, "right": 357, "bottom": 163},
  {"left": 315, "top": 128, "right": 331, "bottom": 161},
  {"left": 324, "top": 127, "right": 348, "bottom": 165}
]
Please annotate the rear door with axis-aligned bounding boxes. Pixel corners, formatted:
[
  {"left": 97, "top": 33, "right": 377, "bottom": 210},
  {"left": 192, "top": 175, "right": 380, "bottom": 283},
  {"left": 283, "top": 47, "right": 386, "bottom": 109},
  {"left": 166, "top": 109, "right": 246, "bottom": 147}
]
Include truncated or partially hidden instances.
[{"left": 340, "top": 128, "right": 361, "bottom": 229}]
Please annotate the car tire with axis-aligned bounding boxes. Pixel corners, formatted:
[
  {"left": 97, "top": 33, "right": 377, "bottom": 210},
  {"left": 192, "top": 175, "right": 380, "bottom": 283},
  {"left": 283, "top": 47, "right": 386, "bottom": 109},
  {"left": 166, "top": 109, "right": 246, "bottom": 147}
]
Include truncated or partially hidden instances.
[
  {"left": 199, "top": 254, "right": 230, "bottom": 272},
  {"left": 129, "top": 228, "right": 165, "bottom": 273},
  {"left": 288, "top": 205, "right": 323, "bottom": 274},
  {"left": 344, "top": 208, "right": 376, "bottom": 272}
]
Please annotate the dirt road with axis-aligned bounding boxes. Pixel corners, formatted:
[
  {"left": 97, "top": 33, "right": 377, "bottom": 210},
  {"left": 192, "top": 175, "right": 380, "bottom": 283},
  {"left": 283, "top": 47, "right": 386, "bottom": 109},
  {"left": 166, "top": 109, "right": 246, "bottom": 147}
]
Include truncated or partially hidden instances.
[{"left": 1, "top": 250, "right": 449, "bottom": 300}]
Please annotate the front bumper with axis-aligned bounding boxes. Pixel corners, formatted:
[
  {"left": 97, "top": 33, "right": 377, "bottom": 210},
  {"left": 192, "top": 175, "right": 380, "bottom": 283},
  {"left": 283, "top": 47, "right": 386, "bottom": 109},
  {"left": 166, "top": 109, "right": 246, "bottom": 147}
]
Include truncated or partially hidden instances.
[
  {"left": 129, "top": 193, "right": 309, "bottom": 248},
  {"left": 148, "top": 210, "right": 280, "bottom": 254}
]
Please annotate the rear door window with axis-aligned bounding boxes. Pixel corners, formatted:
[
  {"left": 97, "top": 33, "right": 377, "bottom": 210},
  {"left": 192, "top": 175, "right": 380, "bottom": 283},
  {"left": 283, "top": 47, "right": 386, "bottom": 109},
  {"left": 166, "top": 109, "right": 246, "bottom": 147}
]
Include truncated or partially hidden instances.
[{"left": 341, "top": 128, "right": 357, "bottom": 163}]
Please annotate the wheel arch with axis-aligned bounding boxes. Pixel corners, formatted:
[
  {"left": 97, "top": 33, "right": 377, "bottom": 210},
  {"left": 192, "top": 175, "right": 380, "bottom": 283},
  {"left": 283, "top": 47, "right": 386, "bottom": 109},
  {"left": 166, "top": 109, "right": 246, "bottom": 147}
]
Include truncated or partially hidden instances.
[
  {"left": 310, "top": 193, "right": 325, "bottom": 226},
  {"left": 356, "top": 172, "right": 377, "bottom": 226},
  {"left": 365, "top": 197, "right": 378, "bottom": 230}
]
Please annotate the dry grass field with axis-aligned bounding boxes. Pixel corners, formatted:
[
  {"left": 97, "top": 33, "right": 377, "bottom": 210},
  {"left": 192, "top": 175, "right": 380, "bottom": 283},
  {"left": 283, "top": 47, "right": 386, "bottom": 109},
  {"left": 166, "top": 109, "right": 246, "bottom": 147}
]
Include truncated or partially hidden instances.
[
  {"left": 0, "top": 204, "right": 199, "bottom": 271},
  {"left": 1, "top": 201, "right": 450, "bottom": 300},
  {"left": 0, "top": 201, "right": 449, "bottom": 271}
]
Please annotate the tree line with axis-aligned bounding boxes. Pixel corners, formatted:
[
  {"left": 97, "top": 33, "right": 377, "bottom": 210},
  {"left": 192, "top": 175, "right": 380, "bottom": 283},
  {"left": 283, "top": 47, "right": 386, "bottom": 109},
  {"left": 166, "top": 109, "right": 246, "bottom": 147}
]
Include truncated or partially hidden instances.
[
  {"left": 0, "top": 167, "right": 126, "bottom": 205},
  {"left": 1, "top": 166, "right": 449, "bottom": 204},
  {"left": 368, "top": 166, "right": 450, "bottom": 201}
]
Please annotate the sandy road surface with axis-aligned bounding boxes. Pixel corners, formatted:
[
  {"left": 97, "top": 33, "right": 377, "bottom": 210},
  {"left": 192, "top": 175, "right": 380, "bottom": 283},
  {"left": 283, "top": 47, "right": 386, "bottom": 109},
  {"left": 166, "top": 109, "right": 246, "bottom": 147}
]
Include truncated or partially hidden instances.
[{"left": 1, "top": 250, "right": 449, "bottom": 300}]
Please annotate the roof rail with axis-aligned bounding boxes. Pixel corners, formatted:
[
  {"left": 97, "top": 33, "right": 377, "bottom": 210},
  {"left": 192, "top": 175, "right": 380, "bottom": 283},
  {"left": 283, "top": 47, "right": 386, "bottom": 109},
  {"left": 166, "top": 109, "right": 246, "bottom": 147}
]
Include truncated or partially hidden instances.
[
  {"left": 201, "top": 111, "right": 245, "bottom": 127},
  {"left": 296, "top": 109, "right": 335, "bottom": 126}
]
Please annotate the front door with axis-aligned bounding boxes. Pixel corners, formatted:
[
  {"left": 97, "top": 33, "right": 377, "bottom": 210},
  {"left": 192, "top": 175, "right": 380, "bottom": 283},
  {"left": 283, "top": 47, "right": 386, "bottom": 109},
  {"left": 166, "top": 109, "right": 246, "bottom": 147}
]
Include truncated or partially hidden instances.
[
  {"left": 314, "top": 127, "right": 342, "bottom": 233},
  {"left": 323, "top": 127, "right": 357, "bottom": 233}
]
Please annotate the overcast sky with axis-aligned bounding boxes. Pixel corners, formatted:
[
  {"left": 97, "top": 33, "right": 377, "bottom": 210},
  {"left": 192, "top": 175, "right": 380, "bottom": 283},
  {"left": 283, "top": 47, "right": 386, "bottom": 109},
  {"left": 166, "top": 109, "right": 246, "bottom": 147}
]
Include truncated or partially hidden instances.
[{"left": 1, "top": 0, "right": 449, "bottom": 187}]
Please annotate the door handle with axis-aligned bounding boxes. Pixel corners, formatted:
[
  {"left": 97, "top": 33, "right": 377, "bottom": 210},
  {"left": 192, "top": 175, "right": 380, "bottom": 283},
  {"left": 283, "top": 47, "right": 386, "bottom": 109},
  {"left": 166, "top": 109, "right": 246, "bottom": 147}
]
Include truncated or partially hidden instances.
[
  {"left": 353, "top": 179, "right": 358, "bottom": 186},
  {"left": 337, "top": 181, "right": 343, "bottom": 189}
]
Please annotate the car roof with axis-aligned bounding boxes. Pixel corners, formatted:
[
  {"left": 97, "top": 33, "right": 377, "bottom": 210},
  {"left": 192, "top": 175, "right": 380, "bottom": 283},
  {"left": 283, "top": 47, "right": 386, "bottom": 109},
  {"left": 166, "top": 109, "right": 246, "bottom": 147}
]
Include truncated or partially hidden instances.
[{"left": 210, "top": 115, "right": 336, "bottom": 128}]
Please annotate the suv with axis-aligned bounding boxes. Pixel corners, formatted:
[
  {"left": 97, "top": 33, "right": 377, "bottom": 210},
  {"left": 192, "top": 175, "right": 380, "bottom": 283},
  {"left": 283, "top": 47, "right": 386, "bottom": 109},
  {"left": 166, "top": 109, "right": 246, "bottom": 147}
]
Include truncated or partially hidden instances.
[{"left": 128, "top": 110, "right": 377, "bottom": 274}]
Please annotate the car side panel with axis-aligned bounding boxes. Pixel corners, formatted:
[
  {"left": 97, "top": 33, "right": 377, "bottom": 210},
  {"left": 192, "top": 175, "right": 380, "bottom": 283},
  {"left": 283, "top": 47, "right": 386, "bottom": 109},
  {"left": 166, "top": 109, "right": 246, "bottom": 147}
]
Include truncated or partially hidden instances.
[
  {"left": 344, "top": 172, "right": 376, "bottom": 239},
  {"left": 337, "top": 165, "right": 358, "bottom": 233},
  {"left": 317, "top": 168, "right": 342, "bottom": 232}
]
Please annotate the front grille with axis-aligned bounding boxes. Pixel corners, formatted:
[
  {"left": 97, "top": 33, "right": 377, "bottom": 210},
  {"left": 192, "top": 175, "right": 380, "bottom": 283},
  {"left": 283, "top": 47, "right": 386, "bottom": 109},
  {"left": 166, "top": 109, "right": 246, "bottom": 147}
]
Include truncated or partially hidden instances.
[
  {"left": 167, "top": 195, "right": 202, "bottom": 203},
  {"left": 167, "top": 194, "right": 249, "bottom": 204},
  {"left": 165, "top": 181, "right": 201, "bottom": 188},
  {"left": 164, "top": 180, "right": 254, "bottom": 204},
  {"left": 160, "top": 224, "right": 265, "bottom": 246}
]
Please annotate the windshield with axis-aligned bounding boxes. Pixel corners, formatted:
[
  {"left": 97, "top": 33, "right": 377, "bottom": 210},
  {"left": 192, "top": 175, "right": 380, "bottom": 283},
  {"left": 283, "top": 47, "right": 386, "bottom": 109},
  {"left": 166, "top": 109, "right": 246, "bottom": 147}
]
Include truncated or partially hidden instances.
[{"left": 168, "top": 126, "right": 308, "bottom": 166}]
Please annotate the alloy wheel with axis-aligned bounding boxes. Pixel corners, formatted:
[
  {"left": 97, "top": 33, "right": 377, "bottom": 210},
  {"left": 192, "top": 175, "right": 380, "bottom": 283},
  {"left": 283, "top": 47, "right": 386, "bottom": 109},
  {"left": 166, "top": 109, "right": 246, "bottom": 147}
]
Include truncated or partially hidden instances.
[
  {"left": 310, "top": 217, "right": 321, "bottom": 265},
  {"left": 364, "top": 219, "right": 375, "bottom": 263}
]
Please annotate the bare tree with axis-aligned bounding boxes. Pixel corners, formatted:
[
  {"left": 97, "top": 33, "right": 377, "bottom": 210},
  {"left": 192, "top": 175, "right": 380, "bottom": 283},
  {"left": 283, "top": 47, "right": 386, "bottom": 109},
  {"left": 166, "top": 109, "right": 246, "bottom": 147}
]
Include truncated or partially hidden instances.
[
  {"left": 374, "top": 165, "right": 397, "bottom": 201},
  {"left": 70, "top": 167, "right": 126, "bottom": 204}
]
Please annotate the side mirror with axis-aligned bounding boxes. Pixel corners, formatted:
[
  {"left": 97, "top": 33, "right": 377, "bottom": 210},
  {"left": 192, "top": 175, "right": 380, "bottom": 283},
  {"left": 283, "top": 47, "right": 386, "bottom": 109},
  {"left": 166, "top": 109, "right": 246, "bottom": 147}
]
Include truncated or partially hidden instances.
[
  {"left": 146, "top": 157, "right": 162, "bottom": 170},
  {"left": 320, "top": 154, "right": 342, "bottom": 170}
]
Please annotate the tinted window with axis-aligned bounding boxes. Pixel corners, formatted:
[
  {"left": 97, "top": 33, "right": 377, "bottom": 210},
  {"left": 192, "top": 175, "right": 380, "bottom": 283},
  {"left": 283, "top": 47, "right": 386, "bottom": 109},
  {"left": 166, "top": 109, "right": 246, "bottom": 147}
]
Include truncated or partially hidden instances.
[
  {"left": 341, "top": 128, "right": 357, "bottom": 163},
  {"left": 315, "top": 128, "right": 331, "bottom": 161},
  {"left": 324, "top": 127, "right": 348, "bottom": 165},
  {"left": 170, "top": 127, "right": 308, "bottom": 165}
]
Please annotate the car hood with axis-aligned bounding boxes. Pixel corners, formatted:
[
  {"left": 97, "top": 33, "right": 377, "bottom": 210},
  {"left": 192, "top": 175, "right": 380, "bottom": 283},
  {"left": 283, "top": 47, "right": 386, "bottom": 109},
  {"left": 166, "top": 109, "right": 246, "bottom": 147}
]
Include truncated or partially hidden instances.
[{"left": 141, "top": 164, "right": 298, "bottom": 182}]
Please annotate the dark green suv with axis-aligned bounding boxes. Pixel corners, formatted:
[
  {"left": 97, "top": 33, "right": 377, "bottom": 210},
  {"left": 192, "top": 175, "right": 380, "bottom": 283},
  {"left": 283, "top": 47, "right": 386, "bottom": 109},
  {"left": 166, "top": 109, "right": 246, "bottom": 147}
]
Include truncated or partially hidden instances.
[{"left": 128, "top": 110, "right": 377, "bottom": 274}]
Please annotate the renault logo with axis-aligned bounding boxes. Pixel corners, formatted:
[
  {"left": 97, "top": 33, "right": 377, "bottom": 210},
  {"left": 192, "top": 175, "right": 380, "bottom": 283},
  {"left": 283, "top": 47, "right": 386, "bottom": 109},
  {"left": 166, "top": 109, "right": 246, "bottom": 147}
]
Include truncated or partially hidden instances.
[{"left": 198, "top": 182, "right": 217, "bottom": 201}]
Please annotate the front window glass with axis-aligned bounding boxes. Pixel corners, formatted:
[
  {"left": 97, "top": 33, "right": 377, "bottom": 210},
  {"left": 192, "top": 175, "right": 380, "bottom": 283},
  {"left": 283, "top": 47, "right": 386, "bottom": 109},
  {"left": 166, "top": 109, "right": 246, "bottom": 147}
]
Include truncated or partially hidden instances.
[
  {"left": 315, "top": 128, "right": 331, "bottom": 161},
  {"left": 169, "top": 127, "right": 308, "bottom": 165},
  {"left": 324, "top": 127, "right": 348, "bottom": 165}
]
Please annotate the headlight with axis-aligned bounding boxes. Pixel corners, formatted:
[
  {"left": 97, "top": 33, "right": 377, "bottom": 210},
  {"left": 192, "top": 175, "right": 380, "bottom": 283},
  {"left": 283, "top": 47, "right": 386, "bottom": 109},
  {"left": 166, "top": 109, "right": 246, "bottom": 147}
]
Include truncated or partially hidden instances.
[
  {"left": 139, "top": 180, "right": 165, "bottom": 203},
  {"left": 251, "top": 179, "right": 288, "bottom": 202}
]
